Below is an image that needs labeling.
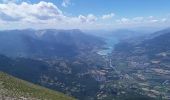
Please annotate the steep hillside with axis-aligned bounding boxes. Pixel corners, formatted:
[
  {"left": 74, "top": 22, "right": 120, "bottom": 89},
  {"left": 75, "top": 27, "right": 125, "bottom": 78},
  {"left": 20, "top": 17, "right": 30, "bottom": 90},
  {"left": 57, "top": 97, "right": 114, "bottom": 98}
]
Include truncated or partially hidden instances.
[
  {"left": 114, "top": 28, "right": 170, "bottom": 56},
  {"left": 0, "top": 54, "right": 100, "bottom": 100},
  {"left": 139, "top": 29, "right": 170, "bottom": 57},
  {"left": 0, "top": 72, "right": 76, "bottom": 100}
]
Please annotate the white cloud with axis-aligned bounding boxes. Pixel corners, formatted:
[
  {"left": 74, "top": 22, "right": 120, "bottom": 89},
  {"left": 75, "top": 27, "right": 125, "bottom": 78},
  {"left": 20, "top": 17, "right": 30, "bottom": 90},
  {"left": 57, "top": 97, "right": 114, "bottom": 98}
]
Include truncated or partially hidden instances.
[
  {"left": 115, "top": 16, "right": 170, "bottom": 29},
  {"left": 161, "top": 18, "right": 167, "bottom": 22},
  {"left": 0, "top": 1, "right": 99, "bottom": 29},
  {"left": 84, "top": 14, "right": 97, "bottom": 23},
  {"left": 116, "top": 16, "right": 169, "bottom": 25},
  {"left": 67, "top": 14, "right": 97, "bottom": 25},
  {"left": 62, "top": 0, "right": 71, "bottom": 7},
  {"left": 102, "top": 13, "right": 115, "bottom": 19},
  {"left": 133, "top": 17, "right": 144, "bottom": 22},
  {"left": 116, "top": 18, "right": 130, "bottom": 24},
  {"left": 150, "top": 19, "right": 158, "bottom": 23},
  {"left": 0, "top": 1, "right": 63, "bottom": 22},
  {"left": 148, "top": 16, "right": 154, "bottom": 19},
  {"left": 0, "top": 1, "right": 169, "bottom": 30}
]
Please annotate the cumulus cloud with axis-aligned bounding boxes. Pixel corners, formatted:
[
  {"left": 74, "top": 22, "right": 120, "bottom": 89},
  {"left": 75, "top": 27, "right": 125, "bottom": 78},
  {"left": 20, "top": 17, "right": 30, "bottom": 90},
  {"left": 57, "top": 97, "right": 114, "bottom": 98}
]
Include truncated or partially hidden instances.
[
  {"left": 118, "top": 18, "right": 129, "bottom": 24},
  {"left": 102, "top": 13, "right": 115, "bottom": 19},
  {"left": 61, "top": 0, "right": 71, "bottom": 7},
  {"left": 0, "top": 1, "right": 100, "bottom": 29},
  {"left": 78, "top": 14, "right": 97, "bottom": 23},
  {"left": 0, "top": 1, "right": 169, "bottom": 30},
  {"left": 66, "top": 14, "right": 97, "bottom": 27},
  {"left": 0, "top": 1, "right": 64, "bottom": 22}
]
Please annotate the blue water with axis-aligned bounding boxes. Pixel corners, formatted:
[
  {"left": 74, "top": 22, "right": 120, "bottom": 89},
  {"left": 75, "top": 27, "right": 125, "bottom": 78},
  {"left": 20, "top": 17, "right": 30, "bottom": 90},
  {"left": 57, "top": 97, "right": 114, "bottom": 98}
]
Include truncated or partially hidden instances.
[{"left": 97, "top": 37, "right": 119, "bottom": 56}]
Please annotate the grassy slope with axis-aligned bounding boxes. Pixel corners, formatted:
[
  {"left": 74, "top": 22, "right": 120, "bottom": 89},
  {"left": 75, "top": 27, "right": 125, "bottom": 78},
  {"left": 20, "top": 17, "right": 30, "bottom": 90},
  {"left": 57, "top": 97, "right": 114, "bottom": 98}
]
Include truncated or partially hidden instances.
[{"left": 0, "top": 71, "right": 76, "bottom": 100}]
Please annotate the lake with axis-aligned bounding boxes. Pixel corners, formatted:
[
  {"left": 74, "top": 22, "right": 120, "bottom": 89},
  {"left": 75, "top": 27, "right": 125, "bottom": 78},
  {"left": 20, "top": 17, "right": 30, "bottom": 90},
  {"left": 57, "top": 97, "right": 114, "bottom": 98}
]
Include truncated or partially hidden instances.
[{"left": 97, "top": 37, "right": 119, "bottom": 56}]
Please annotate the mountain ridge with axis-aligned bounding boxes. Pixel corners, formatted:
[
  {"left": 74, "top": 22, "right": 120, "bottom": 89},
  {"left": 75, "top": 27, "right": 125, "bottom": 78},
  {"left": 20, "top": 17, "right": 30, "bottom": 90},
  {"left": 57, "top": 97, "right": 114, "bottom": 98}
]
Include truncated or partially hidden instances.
[{"left": 0, "top": 29, "right": 105, "bottom": 58}]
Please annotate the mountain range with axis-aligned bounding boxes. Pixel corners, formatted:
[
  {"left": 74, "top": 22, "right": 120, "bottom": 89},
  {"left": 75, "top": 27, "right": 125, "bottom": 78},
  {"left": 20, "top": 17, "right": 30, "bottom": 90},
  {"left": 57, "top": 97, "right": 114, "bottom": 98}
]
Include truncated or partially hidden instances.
[
  {"left": 0, "top": 29, "right": 104, "bottom": 58},
  {"left": 0, "top": 28, "right": 170, "bottom": 100}
]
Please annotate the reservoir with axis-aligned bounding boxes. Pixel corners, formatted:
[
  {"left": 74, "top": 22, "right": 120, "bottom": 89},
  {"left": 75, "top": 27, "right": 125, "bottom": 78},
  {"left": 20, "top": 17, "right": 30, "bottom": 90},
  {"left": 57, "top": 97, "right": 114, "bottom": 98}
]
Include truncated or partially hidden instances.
[{"left": 97, "top": 37, "right": 119, "bottom": 56}]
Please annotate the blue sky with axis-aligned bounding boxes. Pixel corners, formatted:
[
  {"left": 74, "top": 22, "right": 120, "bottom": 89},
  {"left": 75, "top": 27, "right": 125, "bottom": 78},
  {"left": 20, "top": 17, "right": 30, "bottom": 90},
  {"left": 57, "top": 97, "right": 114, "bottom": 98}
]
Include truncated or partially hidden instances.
[
  {"left": 25, "top": 0, "right": 170, "bottom": 17},
  {"left": 0, "top": 0, "right": 170, "bottom": 30}
]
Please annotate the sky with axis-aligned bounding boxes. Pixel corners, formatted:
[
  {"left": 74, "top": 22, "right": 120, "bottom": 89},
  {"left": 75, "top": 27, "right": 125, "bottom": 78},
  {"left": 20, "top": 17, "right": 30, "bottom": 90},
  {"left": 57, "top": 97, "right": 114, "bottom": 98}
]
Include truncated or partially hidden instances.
[{"left": 0, "top": 0, "right": 170, "bottom": 30}]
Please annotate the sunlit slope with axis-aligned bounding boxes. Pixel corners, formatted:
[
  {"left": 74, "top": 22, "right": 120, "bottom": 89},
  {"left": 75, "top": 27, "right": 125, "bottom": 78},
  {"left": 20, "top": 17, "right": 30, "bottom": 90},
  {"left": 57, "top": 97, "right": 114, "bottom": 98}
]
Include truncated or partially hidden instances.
[{"left": 0, "top": 71, "right": 76, "bottom": 100}]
